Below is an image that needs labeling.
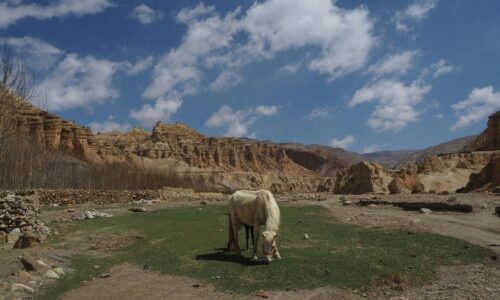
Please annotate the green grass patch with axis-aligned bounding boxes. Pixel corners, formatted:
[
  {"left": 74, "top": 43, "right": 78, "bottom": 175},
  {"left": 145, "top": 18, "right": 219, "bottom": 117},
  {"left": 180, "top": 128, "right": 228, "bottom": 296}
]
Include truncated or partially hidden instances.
[{"left": 40, "top": 205, "right": 492, "bottom": 299}]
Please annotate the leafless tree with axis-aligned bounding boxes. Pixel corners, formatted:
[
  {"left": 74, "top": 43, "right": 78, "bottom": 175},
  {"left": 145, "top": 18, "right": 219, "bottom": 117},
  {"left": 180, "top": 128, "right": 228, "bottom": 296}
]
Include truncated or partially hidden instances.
[{"left": 0, "top": 44, "right": 33, "bottom": 150}]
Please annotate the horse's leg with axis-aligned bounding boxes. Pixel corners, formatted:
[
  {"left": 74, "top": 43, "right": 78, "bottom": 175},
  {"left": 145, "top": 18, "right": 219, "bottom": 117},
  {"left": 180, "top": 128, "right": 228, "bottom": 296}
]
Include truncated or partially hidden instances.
[
  {"left": 251, "top": 223, "right": 260, "bottom": 260},
  {"left": 273, "top": 241, "right": 281, "bottom": 259},
  {"left": 245, "top": 225, "right": 250, "bottom": 250},
  {"left": 227, "top": 214, "right": 236, "bottom": 252},
  {"left": 250, "top": 226, "right": 255, "bottom": 250},
  {"left": 230, "top": 213, "right": 242, "bottom": 256}
]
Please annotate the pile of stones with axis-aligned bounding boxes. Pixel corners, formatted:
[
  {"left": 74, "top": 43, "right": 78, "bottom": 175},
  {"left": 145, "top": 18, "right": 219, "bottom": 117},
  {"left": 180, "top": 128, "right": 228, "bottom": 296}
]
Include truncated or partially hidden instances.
[{"left": 0, "top": 193, "right": 41, "bottom": 234}]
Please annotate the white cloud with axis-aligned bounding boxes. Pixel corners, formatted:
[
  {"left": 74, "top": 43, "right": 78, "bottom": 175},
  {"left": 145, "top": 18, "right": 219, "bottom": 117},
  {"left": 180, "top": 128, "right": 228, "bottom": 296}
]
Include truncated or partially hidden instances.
[
  {"left": 394, "top": 0, "right": 438, "bottom": 32},
  {"left": 144, "top": 0, "right": 375, "bottom": 103},
  {"left": 435, "top": 113, "right": 444, "bottom": 119},
  {"left": 350, "top": 79, "right": 431, "bottom": 132},
  {"left": 255, "top": 105, "right": 279, "bottom": 116},
  {"left": 451, "top": 86, "right": 500, "bottom": 131},
  {"left": 329, "top": 135, "right": 355, "bottom": 149},
  {"left": 362, "top": 144, "right": 383, "bottom": 153},
  {"left": 130, "top": 98, "right": 182, "bottom": 129},
  {"left": 125, "top": 56, "right": 154, "bottom": 75},
  {"left": 430, "top": 59, "right": 457, "bottom": 78},
  {"left": 130, "top": 4, "right": 159, "bottom": 24},
  {"left": 205, "top": 105, "right": 279, "bottom": 137},
  {"left": 243, "top": 0, "right": 374, "bottom": 79},
  {"left": 303, "top": 107, "right": 329, "bottom": 120},
  {"left": 279, "top": 62, "right": 301, "bottom": 74},
  {"left": 88, "top": 117, "right": 132, "bottom": 133},
  {"left": 1, "top": 36, "right": 63, "bottom": 71},
  {"left": 210, "top": 70, "right": 242, "bottom": 91},
  {"left": 37, "top": 54, "right": 122, "bottom": 111},
  {"left": 177, "top": 3, "right": 215, "bottom": 23},
  {"left": 0, "top": 0, "right": 114, "bottom": 29},
  {"left": 367, "top": 50, "right": 418, "bottom": 78}
]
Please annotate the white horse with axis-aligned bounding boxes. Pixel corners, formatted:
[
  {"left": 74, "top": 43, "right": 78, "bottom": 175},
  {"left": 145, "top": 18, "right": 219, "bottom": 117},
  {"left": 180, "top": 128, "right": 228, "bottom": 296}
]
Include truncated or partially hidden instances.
[{"left": 227, "top": 190, "right": 281, "bottom": 262}]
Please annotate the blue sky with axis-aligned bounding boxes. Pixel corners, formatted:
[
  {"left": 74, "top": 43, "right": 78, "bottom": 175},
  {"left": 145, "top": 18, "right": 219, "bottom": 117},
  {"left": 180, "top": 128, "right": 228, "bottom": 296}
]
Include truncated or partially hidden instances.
[{"left": 1, "top": 0, "right": 500, "bottom": 153}]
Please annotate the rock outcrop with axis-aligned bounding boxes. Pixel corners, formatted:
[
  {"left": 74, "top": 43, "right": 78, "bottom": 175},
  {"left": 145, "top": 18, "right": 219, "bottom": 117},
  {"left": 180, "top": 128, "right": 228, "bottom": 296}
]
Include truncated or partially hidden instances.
[
  {"left": 459, "top": 155, "right": 500, "bottom": 192},
  {"left": 388, "top": 167, "right": 421, "bottom": 194},
  {"left": 334, "top": 161, "right": 394, "bottom": 194},
  {"left": 464, "top": 111, "right": 500, "bottom": 151}
]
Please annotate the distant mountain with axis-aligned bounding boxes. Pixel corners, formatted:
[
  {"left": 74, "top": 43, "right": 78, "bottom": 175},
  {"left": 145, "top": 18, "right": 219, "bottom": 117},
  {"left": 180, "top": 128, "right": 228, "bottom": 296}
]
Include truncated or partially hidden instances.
[
  {"left": 279, "top": 143, "right": 364, "bottom": 165},
  {"left": 361, "top": 150, "right": 418, "bottom": 169},
  {"left": 393, "top": 135, "right": 478, "bottom": 169}
]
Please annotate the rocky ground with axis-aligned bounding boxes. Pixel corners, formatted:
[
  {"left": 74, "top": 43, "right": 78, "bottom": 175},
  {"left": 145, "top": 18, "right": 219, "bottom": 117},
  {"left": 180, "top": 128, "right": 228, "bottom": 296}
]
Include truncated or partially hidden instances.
[{"left": 1, "top": 192, "right": 499, "bottom": 299}]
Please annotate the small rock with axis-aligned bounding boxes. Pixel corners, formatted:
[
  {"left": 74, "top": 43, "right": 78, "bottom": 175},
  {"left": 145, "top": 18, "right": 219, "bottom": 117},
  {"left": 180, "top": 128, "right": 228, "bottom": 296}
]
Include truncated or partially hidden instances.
[
  {"left": 10, "top": 228, "right": 21, "bottom": 235},
  {"left": 44, "top": 269, "right": 60, "bottom": 279},
  {"left": 14, "top": 231, "right": 43, "bottom": 249},
  {"left": 100, "top": 273, "right": 111, "bottom": 278},
  {"left": 129, "top": 207, "right": 147, "bottom": 213},
  {"left": 420, "top": 208, "right": 432, "bottom": 214},
  {"left": 342, "top": 200, "right": 352, "bottom": 206},
  {"left": 6, "top": 233, "right": 18, "bottom": 244},
  {"left": 215, "top": 275, "right": 220, "bottom": 279},
  {"left": 192, "top": 284, "right": 200, "bottom": 288},
  {"left": 200, "top": 200, "right": 208, "bottom": 205},
  {"left": 20, "top": 254, "right": 42, "bottom": 272},
  {"left": 303, "top": 233, "right": 309, "bottom": 240},
  {"left": 480, "top": 204, "right": 487, "bottom": 209},
  {"left": 255, "top": 290, "right": 269, "bottom": 298},
  {"left": 53, "top": 267, "right": 65, "bottom": 276},
  {"left": 447, "top": 197, "right": 457, "bottom": 203},
  {"left": 367, "top": 204, "right": 377, "bottom": 208},
  {"left": 26, "top": 281, "right": 38, "bottom": 288},
  {"left": 11, "top": 283, "right": 34, "bottom": 294},
  {"left": 50, "top": 204, "right": 59, "bottom": 208},
  {"left": 362, "top": 293, "right": 367, "bottom": 297},
  {"left": 93, "top": 265, "right": 99, "bottom": 269},
  {"left": 67, "top": 209, "right": 75, "bottom": 213}
]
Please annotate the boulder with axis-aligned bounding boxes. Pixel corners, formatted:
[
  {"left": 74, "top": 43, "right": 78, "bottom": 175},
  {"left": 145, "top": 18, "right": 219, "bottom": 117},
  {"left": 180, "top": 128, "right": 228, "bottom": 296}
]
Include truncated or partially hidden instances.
[
  {"left": 335, "top": 161, "right": 393, "bottom": 194},
  {"left": 389, "top": 167, "right": 420, "bottom": 194}
]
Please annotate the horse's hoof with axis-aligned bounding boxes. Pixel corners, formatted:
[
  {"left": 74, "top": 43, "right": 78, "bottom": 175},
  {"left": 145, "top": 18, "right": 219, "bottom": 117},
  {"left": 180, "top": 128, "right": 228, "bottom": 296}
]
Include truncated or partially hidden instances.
[{"left": 252, "top": 255, "right": 258, "bottom": 260}]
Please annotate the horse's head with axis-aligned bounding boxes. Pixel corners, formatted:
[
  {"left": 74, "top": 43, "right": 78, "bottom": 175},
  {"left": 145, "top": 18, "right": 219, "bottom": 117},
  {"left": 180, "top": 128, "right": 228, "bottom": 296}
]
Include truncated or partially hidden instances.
[{"left": 262, "top": 230, "right": 278, "bottom": 262}]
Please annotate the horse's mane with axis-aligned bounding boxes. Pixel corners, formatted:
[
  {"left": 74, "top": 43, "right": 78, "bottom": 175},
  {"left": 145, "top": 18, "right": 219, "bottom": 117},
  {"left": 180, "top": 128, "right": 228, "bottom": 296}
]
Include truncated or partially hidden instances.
[{"left": 261, "top": 190, "right": 280, "bottom": 233}]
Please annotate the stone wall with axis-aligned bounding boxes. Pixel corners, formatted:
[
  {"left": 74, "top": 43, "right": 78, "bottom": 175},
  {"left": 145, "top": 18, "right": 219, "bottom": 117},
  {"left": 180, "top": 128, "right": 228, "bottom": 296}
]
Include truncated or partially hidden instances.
[
  {"left": 0, "top": 193, "right": 40, "bottom": 234},
  {"left": 35, "top": 188, "right": 212, "bottom": 206}
]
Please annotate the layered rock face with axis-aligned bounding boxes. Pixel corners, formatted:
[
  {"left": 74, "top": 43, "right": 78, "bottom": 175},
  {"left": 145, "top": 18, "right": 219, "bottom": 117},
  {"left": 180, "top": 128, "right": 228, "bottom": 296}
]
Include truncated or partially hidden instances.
[
  {"left": 14, "top": 104, "right": 341, "bottom": 193},
  {"left": 391, "top": 152, "right": 495, "bottom": 193},
  {"left": 15, "top": 103, "right": 100, "bottom": 162},
  {"left": 464, "top": 111, "right": 500, "bottom": 151},
  {"left": 459, "top": 155, "right": 500, "bottom": 192},
  {"left": 334, "top": 161, "right": 394, "bottom": 194}
]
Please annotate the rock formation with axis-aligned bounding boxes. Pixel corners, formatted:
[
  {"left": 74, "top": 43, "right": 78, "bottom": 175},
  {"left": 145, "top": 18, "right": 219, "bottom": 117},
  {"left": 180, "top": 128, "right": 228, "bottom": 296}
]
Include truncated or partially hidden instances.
[
  {"left": 14, "top": 103, "right": 342, "bottom": 193},
  {"left": 334, "top": 161, "right": 394, "bottom": 194},
  {"left": 459, "top": 155, "right": 500, "bottom": 192},
  {"left": 464, "top": 111, "right": 500, "bottom": 151}
]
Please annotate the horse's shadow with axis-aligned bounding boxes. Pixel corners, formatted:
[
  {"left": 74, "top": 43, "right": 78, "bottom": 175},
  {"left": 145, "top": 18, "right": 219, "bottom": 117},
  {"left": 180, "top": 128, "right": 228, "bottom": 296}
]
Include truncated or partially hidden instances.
[{"left": 196, "top": 249, "right": 268, "bottom": 266}]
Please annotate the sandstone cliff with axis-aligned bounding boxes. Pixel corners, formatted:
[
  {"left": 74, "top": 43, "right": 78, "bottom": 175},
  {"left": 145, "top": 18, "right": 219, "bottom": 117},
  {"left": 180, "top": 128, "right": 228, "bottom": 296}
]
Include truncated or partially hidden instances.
[
  {"left": 464, "top": 111, "right": 500, "bottom": 151},
  {"left": 14, "top": 103, "right": 342, "bottom": 193},
  {"left": 459, "top": 155, "right": 500, "bottom": 192}
]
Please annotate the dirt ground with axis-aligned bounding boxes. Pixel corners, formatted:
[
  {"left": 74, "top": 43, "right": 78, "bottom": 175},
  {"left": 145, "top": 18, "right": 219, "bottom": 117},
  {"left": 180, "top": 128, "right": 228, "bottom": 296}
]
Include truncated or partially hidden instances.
[{"left": 1, "top": 192, "right": 499, "bottom": 299}]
